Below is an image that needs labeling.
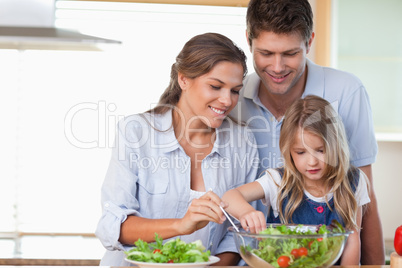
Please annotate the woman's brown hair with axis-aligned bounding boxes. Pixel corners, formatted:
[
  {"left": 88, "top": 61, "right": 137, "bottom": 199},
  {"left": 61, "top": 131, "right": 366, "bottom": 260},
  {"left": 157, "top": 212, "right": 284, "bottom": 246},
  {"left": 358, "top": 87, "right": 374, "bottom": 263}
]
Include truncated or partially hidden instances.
[{"left": 148, "top": 32, "right": 247, "bottom": 115}]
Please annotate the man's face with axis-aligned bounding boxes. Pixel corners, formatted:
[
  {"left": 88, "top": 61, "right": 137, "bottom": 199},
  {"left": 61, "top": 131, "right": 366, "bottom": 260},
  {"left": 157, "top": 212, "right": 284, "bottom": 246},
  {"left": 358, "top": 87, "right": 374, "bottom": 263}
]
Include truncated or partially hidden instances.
[{"left": 249, "top": 31, "right": 313, "bottom": 95}]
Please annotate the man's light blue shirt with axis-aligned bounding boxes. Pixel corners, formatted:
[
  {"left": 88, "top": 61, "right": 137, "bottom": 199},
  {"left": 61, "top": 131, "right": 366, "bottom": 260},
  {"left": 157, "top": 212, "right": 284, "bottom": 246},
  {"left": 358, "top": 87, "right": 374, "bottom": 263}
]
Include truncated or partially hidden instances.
[
  {"left": 230, "top": 59, "right": 378, "bottom": 215},
  {"left": 95, "top": 110, "right": 259, "bottom": 266},
  {"left": 231, "top": 58, "right": 377, "bottom": 175}
]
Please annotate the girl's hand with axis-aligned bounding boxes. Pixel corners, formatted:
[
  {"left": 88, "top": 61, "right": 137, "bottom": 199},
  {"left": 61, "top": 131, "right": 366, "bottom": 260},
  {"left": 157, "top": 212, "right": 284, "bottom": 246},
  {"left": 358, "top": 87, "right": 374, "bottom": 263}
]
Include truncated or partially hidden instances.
[
  {"left": 179, "top": 191, "right": 226, "bottom": 235},
  {"left": 239, "top": 210, "right": 266, "bottom": 234}
]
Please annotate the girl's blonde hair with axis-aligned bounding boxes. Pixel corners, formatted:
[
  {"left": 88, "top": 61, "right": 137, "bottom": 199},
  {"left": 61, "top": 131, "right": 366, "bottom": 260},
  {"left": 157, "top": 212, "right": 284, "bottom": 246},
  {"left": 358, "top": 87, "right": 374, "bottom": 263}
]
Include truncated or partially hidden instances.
[{"left": 278, "top": 95, "right": 363, "bottom": 230}]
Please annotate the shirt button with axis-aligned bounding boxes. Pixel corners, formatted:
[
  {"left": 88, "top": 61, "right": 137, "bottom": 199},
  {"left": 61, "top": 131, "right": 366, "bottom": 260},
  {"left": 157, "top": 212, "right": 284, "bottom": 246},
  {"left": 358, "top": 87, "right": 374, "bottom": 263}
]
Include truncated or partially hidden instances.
[
  {"left": 104, "top": 203, "right": 110, "bottom": 208},
  {"left": 315, "top": 206, "right": 324, "bottom": 213}
]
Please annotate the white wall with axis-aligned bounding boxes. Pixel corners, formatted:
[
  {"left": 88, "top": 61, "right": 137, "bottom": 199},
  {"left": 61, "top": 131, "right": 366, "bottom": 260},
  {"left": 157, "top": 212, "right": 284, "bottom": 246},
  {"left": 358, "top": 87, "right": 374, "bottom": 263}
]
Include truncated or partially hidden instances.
[{"left": 373, "top": 140, "right": 402, "bottom": 240}]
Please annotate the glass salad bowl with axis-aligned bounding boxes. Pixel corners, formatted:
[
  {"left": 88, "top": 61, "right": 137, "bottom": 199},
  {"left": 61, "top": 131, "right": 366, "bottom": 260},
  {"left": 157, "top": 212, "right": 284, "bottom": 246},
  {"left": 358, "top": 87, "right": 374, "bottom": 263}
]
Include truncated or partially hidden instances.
[{"left": 228, "top": 222, "right": 352, "bottom": 268}]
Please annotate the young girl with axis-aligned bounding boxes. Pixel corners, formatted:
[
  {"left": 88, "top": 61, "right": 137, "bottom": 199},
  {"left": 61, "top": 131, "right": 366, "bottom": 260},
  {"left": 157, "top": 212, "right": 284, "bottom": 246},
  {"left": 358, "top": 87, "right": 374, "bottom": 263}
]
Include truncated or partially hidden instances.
[{"left": 222, "top": 95, "right": 370, "bottom": 265}]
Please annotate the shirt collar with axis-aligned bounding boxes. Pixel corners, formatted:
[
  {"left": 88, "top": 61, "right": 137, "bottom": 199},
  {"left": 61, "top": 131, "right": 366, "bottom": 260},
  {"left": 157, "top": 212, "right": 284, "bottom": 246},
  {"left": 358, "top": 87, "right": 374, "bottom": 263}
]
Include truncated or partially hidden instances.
[
  {"left": 155, "top": 110, "right": 180, "bottom": 154},
  {"left": 243, "top": 72, "right": 261, "bottom": 101},
  {"left": 302, "top": 58, "right": 325, "bottom": 98},
  {"left": 158, "top": 110, "right": 229, "bottom": 158},
  {"left": 243, "top": 59, "right": 325, "bottom": 100},
  {"left": 212, "top": 119, "right": 234, "bottom": 157}
]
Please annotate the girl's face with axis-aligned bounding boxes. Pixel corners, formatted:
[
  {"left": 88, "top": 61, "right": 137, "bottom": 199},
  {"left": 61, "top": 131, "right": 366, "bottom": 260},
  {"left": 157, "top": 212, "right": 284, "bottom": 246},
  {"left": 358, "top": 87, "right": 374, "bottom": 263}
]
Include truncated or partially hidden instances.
[
  {"left": 290, "top": 128, "right": 326, "bottom": 185},
  {"left": 178, "top": 61, "right": 244, "bottom": 129}
]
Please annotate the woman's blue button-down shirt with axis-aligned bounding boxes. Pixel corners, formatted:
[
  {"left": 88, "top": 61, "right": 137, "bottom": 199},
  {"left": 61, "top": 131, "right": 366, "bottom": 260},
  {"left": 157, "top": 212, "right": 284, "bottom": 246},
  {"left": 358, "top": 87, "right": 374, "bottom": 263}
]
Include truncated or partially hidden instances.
[{"left": 95, "top": 110, "right": 259, "bottom": 266}]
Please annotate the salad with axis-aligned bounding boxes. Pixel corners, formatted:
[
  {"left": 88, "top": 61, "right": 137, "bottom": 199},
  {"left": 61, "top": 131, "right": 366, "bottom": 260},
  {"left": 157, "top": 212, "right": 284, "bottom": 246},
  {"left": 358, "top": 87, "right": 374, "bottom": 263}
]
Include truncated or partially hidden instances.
[
  {"left": 244, "top": 221, "right": 347, "bottom": 268},
  {"left": 125, "top": 234, "right": 211, "bottom": 264}
]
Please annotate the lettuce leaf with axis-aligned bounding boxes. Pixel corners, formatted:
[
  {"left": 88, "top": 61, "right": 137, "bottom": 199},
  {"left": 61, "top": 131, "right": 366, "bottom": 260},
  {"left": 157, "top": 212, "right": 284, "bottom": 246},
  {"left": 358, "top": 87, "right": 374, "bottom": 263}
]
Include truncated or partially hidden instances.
[{"left": 125, "top": 233, "right": 210, "bottom": 263}]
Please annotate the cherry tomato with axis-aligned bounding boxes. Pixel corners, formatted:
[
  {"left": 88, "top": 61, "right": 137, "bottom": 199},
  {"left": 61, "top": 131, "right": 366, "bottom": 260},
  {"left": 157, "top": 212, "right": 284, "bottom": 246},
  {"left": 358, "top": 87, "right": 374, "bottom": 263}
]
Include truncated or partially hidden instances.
[
  {"left": 291, "top": 248, "right": 299, "bottom": 258},
  {"left": 152, "top": 249, "right": 161, "bottom": 254},
  {"left": 277, "top": 255, "right": 290, "bottom": 268},
  {"left": 395, "top": 225, "right": 402, "bottom": 256},
  {"left": 298, "top": 247, "right": 308, "bottom": 257},
  {"left": 167, "top": 260, "right": 174, "bottom": 263},
  {"left": 308, "top": 241, "right": 314, "bottom": 248},
  {"left": 317, "top": 237, "right": 323, "bottom": 242}
]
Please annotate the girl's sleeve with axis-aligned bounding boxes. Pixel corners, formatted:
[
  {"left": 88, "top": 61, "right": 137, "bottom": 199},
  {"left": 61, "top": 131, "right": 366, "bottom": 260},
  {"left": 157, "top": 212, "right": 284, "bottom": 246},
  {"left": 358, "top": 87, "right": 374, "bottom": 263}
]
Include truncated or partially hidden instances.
[
  {"left": 255, "top": 169, "right": 282, "bottom": 221},
  {"left": 355, "top": 169, "right": 371, "bottom": 207},
  {"left": 255, "top": 169, "right": 280, "bottom": 208},
  {"left": 256, "top": 172, "right": 271, "bottom": 207}
]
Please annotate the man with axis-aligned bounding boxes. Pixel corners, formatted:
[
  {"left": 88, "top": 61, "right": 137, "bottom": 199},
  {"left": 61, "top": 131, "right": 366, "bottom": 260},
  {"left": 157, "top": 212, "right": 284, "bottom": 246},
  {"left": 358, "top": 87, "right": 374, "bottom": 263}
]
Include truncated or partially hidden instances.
[{"left": 230, "top": 0, "right": 384, "bottom": 264}]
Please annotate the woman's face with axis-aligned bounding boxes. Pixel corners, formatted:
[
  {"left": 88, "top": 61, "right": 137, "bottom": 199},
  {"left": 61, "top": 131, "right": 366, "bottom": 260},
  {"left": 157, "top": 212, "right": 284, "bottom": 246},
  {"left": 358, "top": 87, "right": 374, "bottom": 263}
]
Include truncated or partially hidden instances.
[{"left": 178, "top": 61, "right": 244, "bottom": 129}]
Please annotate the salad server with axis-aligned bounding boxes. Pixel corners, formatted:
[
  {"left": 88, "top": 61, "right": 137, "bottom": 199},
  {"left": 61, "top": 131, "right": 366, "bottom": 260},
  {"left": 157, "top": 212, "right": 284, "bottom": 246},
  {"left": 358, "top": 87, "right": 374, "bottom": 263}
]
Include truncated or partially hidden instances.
[{"left": 220, "top": 206, "right": 273, "bottom": 268}]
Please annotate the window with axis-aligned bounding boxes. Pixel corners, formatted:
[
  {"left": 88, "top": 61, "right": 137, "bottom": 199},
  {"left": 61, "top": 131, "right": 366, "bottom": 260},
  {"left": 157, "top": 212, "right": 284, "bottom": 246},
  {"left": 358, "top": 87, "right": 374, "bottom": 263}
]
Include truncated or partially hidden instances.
[
  {"left": 335, "top": 0, "right": 402, "bottom": 138},
  {"left": 0, "top": 1, "right": 249, "bottom": 259}
]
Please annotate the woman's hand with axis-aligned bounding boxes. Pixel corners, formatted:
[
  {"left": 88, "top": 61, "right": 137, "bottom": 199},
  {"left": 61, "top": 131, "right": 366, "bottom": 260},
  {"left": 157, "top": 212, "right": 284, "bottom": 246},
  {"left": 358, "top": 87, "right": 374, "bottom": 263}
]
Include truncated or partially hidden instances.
[
  {"left": 179, "top": 191, "right": 226, "bottom": 235},
  {"left": 239, "top": 210, "right": 266, "bottom": 234}
]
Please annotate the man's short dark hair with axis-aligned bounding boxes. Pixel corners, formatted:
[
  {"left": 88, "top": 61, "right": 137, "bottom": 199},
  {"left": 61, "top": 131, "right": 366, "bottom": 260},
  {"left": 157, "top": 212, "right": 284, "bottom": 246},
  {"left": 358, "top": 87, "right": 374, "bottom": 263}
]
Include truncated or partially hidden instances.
[{"left": 246, "top": 0, "right": 313, "bottom": 46}]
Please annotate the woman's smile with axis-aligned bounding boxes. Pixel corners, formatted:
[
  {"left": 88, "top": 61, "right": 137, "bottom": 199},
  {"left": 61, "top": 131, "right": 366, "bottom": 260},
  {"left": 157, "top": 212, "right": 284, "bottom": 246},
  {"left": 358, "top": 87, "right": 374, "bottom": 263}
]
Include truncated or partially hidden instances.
[{"left": 209, "top": 106, "right": 227, "bottom": 115}]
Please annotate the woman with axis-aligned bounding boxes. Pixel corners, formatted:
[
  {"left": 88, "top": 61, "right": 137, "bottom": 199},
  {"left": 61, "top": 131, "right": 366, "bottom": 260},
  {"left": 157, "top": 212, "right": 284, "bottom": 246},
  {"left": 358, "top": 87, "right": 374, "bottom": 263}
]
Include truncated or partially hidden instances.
[{"left": 95, "top": 32, "right": 259, "bottom": 266}]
